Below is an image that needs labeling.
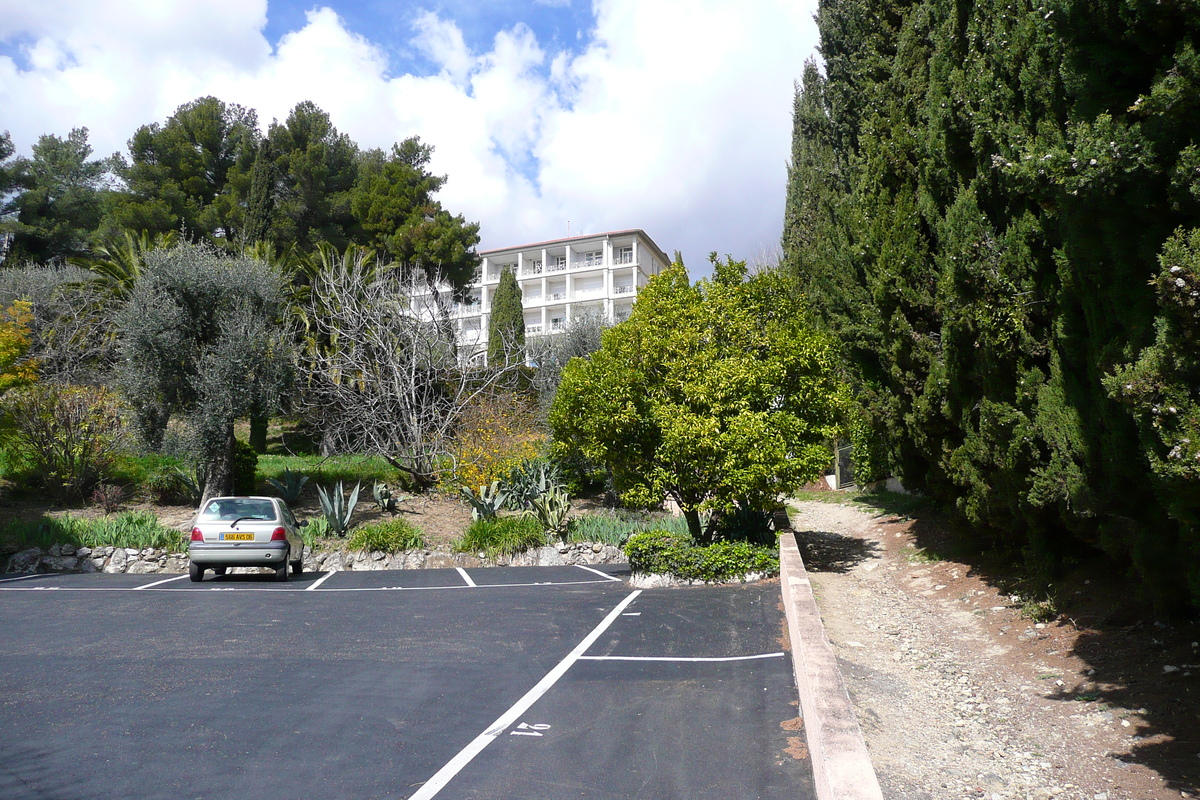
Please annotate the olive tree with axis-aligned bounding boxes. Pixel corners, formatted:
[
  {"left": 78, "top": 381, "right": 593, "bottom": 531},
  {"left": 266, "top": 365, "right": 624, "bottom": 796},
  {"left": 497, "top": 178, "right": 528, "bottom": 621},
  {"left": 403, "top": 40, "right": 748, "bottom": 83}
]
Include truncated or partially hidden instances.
[
  {"left": 550, "top": 257, "right": 847, "bottom": 541},
  {"left": 116, "top": 244, "right": 292, "bottom": 502}
]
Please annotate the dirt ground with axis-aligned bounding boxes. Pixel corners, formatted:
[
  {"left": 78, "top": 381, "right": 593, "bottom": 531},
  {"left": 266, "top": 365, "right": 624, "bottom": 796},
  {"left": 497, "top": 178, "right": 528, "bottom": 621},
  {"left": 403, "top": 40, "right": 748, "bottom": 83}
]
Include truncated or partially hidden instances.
[{"left": 788, "top": 499, "right": 1200, "bottom": 800}]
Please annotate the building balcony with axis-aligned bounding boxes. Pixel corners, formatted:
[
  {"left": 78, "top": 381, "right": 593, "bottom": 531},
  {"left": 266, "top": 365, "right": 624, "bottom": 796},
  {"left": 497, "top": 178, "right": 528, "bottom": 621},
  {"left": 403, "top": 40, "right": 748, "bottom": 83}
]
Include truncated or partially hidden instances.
[{"left": 612, "top": 285, "right": 636, "bottom": 295}]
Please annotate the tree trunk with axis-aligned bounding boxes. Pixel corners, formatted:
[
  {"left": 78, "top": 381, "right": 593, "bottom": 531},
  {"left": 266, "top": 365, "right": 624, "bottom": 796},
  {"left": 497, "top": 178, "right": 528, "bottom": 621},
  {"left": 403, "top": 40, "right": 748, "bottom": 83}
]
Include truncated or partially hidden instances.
[
  {"left": 200, "top": 423, "right": 236, "bottom": 506},
  {"left": 683, "top": 507, "right": 705, "bottom": 544},
  {"left": 249, "top": 409, "right": 268, "bottom": 453}
]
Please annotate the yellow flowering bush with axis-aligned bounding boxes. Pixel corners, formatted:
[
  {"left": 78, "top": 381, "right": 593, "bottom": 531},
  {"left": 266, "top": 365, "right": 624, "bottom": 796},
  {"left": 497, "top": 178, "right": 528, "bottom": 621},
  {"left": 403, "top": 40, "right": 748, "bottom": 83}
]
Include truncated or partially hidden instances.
[{"left": 452, "top": 391, "right": 544, "bottom": 489}]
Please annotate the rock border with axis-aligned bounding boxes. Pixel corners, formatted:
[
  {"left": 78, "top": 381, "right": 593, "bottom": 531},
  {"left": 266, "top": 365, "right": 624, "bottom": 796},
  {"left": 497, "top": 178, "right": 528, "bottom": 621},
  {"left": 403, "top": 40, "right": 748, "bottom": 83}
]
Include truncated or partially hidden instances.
[{"left": 2, "top": 541, "right": 626, "bottom": 575}]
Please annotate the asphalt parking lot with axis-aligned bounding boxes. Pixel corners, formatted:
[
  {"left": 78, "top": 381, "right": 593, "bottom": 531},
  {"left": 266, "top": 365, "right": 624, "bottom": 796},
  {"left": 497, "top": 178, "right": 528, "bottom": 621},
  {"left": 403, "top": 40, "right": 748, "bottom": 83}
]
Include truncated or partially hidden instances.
[{"left": 0, "top": 565, "right": 815, "bottom": 800}]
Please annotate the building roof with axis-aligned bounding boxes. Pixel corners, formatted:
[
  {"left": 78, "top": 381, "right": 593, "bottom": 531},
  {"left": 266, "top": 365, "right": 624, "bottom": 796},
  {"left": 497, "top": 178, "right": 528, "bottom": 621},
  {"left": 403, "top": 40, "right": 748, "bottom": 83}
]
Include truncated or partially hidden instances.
[{"left": 479, "top": 229, "right": 671, "bottom": 266}]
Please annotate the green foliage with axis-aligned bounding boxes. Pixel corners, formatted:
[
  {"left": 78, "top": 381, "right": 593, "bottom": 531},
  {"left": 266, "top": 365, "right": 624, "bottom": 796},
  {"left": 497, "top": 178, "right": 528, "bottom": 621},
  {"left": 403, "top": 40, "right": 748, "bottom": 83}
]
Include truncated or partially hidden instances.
[
  {"left": 142, "top": 464, "right": 197, "bottom": 505},
  {"left": 4, "top": 510, "right": 183, "bottom": 552},
  {"left": 316, "top": 481, "right": 360, "bottom": 537},
  {"left": 566, "top": 511, "right": 691, "bottom": 546},
  {"left": 453, "top": 515, "right": 546, "bottom": 558},
  {"left": 527, "top": 485, "right": 571, "bottom": 541},
  {"left": 3, "top": 384, "right": 126, "bottom": 499},
  {"left": 232, "top": 438, "right": 258, "bottom": 495},
  {"left": 550, "top": 258, "right": 847, "bottom": 541},
  {"left": 624, "top": 530, "right": 779, "bottom": 582},
  {"left": 783, "top": 0, "right": 1200, "bottom": 607},
  {"left": 459, "top": 480, "right": 508, "bottom": 521},
  {"left": 301, "top": 515, "right": 331, "bottom": 546},
  {"left": 257, "top": 454, "right": 403, "bottom": 490},
  {"left": 266, "top": 467, "right": 310, "bottom": 505},
  {"left": 504, "top": 459, "right": 563, "bottom": 511},
  {"left": 1, "top": 127, "right": 108, "bottom": 263},
  {"left": 346, "top": 518, "right": 426, "bottom": 553},
  {"left": 115, "top": 243, "right": 292, "bottom": 499},
  {"left": 350, "top": 137, "right": 480, "bottom": 292},
  {"left": 371, "top": 482, "right": 407, "bottom": 514},
  {"left": 104, "top": 97, "right": 259, "bottom": 246},
  {"left": 488, "top": 266, "right": 525, "bottom": 366}
]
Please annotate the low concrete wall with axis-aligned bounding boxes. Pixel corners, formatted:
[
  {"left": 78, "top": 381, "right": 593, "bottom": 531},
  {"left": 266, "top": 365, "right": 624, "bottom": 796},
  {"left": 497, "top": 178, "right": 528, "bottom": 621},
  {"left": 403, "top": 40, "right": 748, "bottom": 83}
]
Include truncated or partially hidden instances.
[
  {"left": 3, "top": 541, "right": 626, "bottom": 575},
  {"left": 779, "top": 531, "right": 883, "bottom": 800}
]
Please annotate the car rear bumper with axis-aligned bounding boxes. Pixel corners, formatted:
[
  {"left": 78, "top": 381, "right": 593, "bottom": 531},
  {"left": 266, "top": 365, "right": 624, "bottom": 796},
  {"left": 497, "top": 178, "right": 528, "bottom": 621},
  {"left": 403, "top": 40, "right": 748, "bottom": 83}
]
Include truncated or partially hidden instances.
[{"left": 188, "top": 541, "right": 289, "bottom": 565}]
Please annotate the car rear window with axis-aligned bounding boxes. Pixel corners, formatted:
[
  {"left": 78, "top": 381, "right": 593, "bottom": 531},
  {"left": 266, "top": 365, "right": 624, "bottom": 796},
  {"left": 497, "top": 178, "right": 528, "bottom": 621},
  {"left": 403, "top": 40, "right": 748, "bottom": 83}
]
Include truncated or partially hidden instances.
[{"left": 199, "top": 499, "right": 277, "bottom": 521}]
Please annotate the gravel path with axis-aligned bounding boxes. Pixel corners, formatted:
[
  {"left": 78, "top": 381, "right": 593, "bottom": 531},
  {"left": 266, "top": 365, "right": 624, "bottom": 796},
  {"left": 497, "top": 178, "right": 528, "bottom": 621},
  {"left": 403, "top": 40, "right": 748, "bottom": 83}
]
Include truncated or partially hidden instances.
[{"left": 787, "top": 500, "right": 1197, "bottom": 800}]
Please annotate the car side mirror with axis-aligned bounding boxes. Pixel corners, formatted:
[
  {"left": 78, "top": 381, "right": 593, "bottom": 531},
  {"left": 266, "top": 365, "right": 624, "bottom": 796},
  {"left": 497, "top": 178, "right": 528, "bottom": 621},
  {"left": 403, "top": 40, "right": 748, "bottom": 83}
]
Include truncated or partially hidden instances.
[{"left": 299, "top": 520, "right": 308, "bottom": 527}]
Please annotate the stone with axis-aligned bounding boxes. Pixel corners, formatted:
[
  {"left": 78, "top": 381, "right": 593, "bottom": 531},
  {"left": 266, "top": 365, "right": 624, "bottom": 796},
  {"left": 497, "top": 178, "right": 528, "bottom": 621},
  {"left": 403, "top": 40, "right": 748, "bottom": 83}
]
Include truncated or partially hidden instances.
[
  {"left": 48, "top": 544, "right": 62, "bottom": 557},
  {"left": 7, "top": 548, "right": 43, "bottom": 573},
  {"left": 43, "top": 555, "right": 80, "bottom": 572},
  {"left": 75, "top": 547, "right": 91, "bottom": 557},
  {"left": 126, "top": 560, "right": 160, "bottom": 574},
  {"left": 77, "top": 557, "right": 99, "bottom": 573},
  {"left": 103, "top": 548, "right": 128, "bottom": 573},
  {"left": 60, "top": 544, "right": 77, "bottom": 556}
]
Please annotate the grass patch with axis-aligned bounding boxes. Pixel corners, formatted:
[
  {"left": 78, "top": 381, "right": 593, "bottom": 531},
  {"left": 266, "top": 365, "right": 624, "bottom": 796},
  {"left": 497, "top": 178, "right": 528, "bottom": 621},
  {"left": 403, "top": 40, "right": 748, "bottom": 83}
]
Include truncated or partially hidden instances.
[
  {"left": 790, "top": 489, "right": 858, "bottom": 505},
  {"left": 454, "top": 515, "right": 547, "bottom": 558},
  {"left": 347, "top": 518, "right": 426, "bottom": 553},
  {"left": 257, "top": 454, "right": 405, "bottom": 493},
  {"left": 1020, "top": 597, "right": 1058, "bottom": 623},
  {"left": 903, "top": 544, "right": 943, "bottom": 564},
  {"left": 3, "top": 511, "right": 185, "bottom": 552}
]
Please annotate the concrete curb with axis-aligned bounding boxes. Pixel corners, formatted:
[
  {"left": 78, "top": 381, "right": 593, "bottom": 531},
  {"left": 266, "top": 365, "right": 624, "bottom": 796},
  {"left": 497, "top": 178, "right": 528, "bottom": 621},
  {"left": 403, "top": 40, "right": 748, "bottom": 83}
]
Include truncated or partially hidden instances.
[{"left": 779, "top": 531, "right": 884, "bottom": 800}]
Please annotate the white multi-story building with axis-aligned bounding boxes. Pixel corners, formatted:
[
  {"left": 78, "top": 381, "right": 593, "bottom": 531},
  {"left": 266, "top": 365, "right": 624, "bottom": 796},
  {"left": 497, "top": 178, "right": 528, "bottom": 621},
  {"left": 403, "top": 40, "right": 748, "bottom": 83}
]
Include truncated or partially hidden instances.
[{"left": 451, "top": 229, "right": 670, "bottom": 363}]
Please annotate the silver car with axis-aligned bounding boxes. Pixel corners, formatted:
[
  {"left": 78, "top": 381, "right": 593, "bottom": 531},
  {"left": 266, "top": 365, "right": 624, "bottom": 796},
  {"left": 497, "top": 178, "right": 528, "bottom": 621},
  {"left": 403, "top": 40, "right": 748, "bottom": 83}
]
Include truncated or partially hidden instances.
[{"left": 188, "top": 496, "right": 306, "bottom": 582}]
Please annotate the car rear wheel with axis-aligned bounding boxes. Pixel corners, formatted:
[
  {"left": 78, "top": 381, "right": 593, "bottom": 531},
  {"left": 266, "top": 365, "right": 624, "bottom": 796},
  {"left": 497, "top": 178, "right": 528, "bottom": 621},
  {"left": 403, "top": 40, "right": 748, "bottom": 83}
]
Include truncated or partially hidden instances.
[
  {"left": 290, "top": 554, "right": 303, "bottom": 576},
  {"left": 274, "top": 555, "right": 290, "bottom": 582},
  {"left": 189, "top": 561, "right": 205, "bottom": 582}
]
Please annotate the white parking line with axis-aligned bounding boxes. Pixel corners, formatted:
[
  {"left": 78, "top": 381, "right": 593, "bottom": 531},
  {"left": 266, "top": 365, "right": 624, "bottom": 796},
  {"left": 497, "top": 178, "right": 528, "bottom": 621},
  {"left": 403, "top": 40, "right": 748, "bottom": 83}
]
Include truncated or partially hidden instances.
[
  {"left": 455, "top": 567, "right": 476, "bottom": 587},
  {"left": 0, "top": 577, "right": 625, "bottom": 593},
  {"left": 408, "top": 589, "right": 642, "bottom": 800},
  {"left": 305, "top": 571, "right": 337, "bottom": 591},
  {"left": 578, "top": 652, "right": 786, "bottom": 663},
  {"left": 573, "top": 564, "right": 622, "bottom": 581},
  {"left": 133, "top": 574, "right": 189, "bottom": 590}
]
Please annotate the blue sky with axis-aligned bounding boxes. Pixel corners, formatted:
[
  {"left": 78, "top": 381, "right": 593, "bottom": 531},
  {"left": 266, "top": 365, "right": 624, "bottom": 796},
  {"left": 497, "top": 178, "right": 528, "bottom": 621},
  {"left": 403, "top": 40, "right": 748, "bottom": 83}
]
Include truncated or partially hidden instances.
[{"left": 0, "top": 0, "right": 820, "bottom": 275}]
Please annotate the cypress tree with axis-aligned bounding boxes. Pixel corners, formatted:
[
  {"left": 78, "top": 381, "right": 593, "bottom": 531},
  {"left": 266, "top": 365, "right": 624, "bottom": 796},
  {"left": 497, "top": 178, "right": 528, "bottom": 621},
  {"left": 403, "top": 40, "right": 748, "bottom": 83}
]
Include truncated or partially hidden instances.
[
  {"left": 487, "top": 267, "right": 525, "bottom": 367},
  {"left": 785, "top": 0, "right": 1200, "bottom": 607}
]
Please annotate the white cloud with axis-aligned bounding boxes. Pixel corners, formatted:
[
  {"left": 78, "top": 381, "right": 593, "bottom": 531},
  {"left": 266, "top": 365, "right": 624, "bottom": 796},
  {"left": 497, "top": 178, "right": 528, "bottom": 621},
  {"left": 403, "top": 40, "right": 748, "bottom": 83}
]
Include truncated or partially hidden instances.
[{"left": 0, "top": 0, "right": 819, "bottom": 275}]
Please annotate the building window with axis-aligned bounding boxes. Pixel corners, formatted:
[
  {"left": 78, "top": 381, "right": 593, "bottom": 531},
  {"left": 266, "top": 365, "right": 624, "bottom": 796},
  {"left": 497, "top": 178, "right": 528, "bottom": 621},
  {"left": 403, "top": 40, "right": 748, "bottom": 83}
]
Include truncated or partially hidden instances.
[
  {"left": 583, "top": 250, "right": 603, "bottom": 266},
  {"left": 616, "top": 246, "right": 633, "bottom": 264}
]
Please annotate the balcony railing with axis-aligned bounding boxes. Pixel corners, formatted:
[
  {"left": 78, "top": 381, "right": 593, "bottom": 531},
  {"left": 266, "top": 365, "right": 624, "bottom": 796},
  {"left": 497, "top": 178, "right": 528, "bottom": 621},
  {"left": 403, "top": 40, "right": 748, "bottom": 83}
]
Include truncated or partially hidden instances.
[
  {"left": 526, "top": 323, "right": 544, "bottom": 335},
  {"left": 613, "top": 285, "right": 635, "bottom": 295}
]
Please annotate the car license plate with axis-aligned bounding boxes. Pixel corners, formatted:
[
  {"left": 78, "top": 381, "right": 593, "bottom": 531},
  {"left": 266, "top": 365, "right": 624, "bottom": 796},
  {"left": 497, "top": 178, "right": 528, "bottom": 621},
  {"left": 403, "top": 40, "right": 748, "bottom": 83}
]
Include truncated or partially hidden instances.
[{"left": 222, "top": 533, "right": 254, "bottom": 541}]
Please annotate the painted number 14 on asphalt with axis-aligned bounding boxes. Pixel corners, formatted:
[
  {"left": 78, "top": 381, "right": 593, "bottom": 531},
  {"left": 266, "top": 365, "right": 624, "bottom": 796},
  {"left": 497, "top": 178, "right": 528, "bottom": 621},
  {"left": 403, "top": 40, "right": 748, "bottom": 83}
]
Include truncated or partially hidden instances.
[{"left": 510, "top": 723, "right": 551, "bottom": 736}]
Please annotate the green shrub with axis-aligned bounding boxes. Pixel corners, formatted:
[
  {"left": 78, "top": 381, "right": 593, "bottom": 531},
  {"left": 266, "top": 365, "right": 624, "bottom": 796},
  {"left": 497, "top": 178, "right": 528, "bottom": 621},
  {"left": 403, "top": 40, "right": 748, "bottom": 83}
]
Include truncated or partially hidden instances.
[
  {"left": 143, "top": 464, "right": 196, "bottom": 505},
  {"left": 568, "top": 511, "right": 690, "bottom": 546},
  {"left": 233, "top": 438, "right": 258, "bottom": 495},
  {"left": 347, "top": 518, "right": 426, "bottom": 553},
  {"left": 2, "top": 384, "right": 126, "bottom": 499},
  {"left": 454, "top": 515, "right": 546, "bottom": 558},
  {"left": 4, "top": 510, "right": 184, "bottom": 551},
  {"left": 624, "top": 530, "right": 779, "bottom": 582},
  {"left": 301, "top": 515, "right": 331, "bottom": 547}
]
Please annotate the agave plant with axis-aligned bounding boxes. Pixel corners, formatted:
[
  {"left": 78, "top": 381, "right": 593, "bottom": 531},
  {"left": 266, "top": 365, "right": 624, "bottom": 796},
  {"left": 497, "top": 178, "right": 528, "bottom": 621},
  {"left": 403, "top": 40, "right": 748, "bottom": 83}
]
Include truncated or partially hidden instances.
[
  {"left": 316, "top": 481, "right": 361, "bottom": 537},
  {"left": 504, "top": 460, "right": 564, "bottom": 511},
  {"left": 372, "top": 482, "right": 407, "bottom": 514},
  {"left": 460, "top": 481, "right": 508, "bottom": 521},
  {"left": 528, "top": 485, "right": 571, "bottom": 541},
  {"left": 266, "top": 467, "right": 310, "bottom": 505}
]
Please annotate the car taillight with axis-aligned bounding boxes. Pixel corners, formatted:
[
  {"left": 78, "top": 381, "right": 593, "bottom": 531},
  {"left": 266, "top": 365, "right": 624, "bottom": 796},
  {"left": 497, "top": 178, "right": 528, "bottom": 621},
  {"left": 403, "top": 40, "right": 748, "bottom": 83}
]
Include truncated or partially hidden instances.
[
  {"left": 190, "top": 527, "right": 204, "bottom": 542},
  {"left": 270, "top": 527, "right": 287, "bottom": 541}
]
